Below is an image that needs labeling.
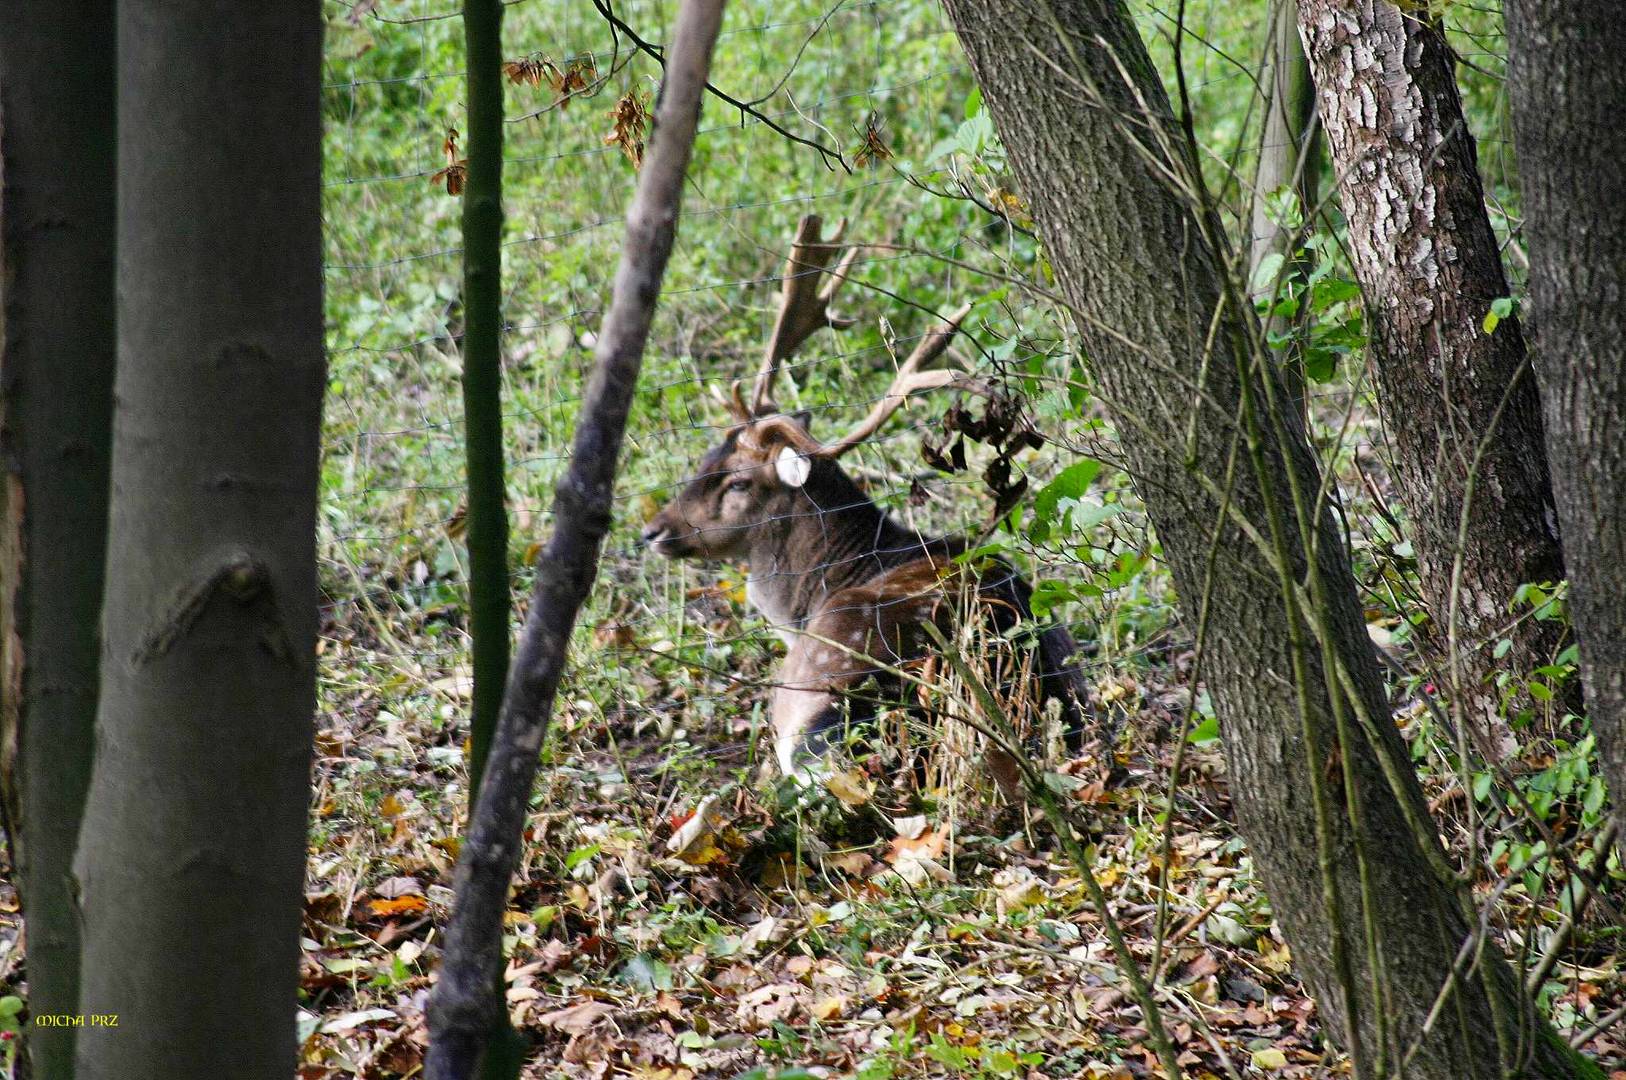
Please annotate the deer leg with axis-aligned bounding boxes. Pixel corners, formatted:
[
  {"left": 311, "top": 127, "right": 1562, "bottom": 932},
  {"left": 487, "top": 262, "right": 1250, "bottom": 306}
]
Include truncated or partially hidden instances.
[{"left": 770, "top": 617, "right": 891, "bottom": 777}]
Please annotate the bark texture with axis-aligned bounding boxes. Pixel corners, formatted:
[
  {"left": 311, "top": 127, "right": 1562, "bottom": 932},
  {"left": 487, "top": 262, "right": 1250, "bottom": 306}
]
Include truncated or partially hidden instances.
[
  {"left": 0, "top": 4, "right": 116, "bottom": 1076},
  {"left": 941, "top": 0, "right": 1587, "bottom": 1075},
  {"left": 71, "top": 4, "right": 325, "bottom": 1079},
  {"left": 425, "top": 3, "right": 724, "bottom": 1077},
  {"left": 1299, "top": 0, "right": 1566, "bottom": 753},
  {"left": 1504, "top": 0, "right": 1626, "bottom": 850}
]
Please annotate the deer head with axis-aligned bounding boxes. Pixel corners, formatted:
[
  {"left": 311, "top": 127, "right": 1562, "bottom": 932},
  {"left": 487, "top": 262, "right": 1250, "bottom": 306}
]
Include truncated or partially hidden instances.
[{"left": 641, "top": 215, "right": 972, "bottom": 572}]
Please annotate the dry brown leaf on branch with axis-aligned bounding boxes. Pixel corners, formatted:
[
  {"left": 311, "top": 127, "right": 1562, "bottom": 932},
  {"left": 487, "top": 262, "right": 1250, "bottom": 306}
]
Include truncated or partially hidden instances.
[
  {"left": 502, "top": 54, "right": 548, "bottom": 87},
  {"left": 852, "top": 111, "right": 893, "bottom": 168},
  {"left": 505, "top": 54, "right": 598, "bottom": 108},
  {"left": 605, "top": 90, "right": 652, "bottom": 168},
  {"left": 429, "top": 127, "right": 468, "bottom": 196}
]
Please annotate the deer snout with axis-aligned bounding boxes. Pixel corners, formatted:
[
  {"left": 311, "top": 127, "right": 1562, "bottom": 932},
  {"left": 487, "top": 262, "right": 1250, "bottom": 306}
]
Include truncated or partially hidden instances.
[{"left": 641, "top": 510, "right": 688, "bottom": 557}]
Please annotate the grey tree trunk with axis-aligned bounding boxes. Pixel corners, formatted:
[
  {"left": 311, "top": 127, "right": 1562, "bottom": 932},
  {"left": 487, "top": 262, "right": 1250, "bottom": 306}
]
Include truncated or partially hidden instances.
[
  {"left": 940, "top": 0, "right": 1590, "bottom": 1075},
  {"left": 1298, "top": 0, "right": 1566, "bottom": 756},
  {"left": 0, "top": 4, "right": 116, "bottom": 1077},
  {"left": 426, "top": 2, "right": 724, "bottom": 1077},
  {"left": 71, "top": 5, "right": 325, "bottom": 1079},
  {"left": 1504, "top": 0, "right": 1626, "bottom": 852},
  {"left": 1248, "top": 0, "right": 1320, "bottom": 419}
]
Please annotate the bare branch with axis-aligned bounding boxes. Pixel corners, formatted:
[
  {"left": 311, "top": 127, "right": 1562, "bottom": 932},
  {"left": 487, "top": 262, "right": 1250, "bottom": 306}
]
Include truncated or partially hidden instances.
[{"left": 424, "top": 3, "right": 724, "bottom": 1077}]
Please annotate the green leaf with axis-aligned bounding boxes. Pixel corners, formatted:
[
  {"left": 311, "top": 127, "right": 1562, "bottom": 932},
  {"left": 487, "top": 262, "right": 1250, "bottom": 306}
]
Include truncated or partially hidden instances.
[
  {"left": 1483, "top": 296, "right": 1515, "bottom": 334},
  {"left": 621, "top": 953, "right": 673, "bottom": 992},
  {"left": 1033, "top": 458, "right": 1102, "bottom": 525},
  {"left": 1187, "top": 715, "right": 1220, "bottom": 746},
  {"left": 1311, "top": 277, "right": 1360, "bottom": 308},
  {"left": 964, "top": 86, "right": 982, "bottom": 119},
  {"left": 1303, "top": 346, "right": 1338, "bottom": 384},
  {"left": 564, "top": 842, "right": 601, "bottom": 871},
  {"left": 0, "top": 997, "right": 22, "bottom": 1019},
  {"left": 1250, "top": 251, "right": 1286, "bottom": 295},
  {"left": 1029, "top": 579, "right": 1079, "bottom": 619}
]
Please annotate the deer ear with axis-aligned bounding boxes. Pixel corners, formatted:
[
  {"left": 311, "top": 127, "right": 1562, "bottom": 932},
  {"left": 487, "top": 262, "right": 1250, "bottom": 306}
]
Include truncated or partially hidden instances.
[{"left": 776, "top": 445, "right": 812, "bottom": 488}]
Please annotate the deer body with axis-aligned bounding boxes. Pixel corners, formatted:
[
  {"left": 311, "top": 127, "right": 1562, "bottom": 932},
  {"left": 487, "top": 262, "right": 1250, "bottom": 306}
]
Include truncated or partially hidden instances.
[{"left": 642, "top": 216, "right": 1088, "bottom": 775}]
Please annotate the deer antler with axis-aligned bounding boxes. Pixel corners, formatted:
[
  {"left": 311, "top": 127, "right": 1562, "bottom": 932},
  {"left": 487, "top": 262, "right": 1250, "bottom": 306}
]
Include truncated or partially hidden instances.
[
  {"left": 814, "top": 301, "right": 975, "bottom": 460},
  {"left": 746, "top": 214, "right": 861, "bottom": 416}
]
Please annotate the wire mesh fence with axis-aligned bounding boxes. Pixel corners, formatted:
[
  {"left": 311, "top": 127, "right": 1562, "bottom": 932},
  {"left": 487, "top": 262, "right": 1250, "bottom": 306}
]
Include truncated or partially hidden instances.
[
  {"left": 292, "top": 2, "right": 1626, "bottom": 1075},
  {"left": 313, "top": 0, "right": 1176, "bottom": 795}
]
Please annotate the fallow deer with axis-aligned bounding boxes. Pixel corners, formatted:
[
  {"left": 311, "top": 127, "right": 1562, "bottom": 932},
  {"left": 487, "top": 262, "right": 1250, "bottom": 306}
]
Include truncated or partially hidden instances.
[{"left": 641, "top": 215, "right": 1089, "bottom": 776}]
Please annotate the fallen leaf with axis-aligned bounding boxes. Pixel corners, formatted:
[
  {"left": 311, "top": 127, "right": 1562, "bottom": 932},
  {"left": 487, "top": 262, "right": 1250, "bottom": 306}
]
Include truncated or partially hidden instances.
[
  {"left": 811, "top": 994, "right": 848, "bottom": 1021},
  {"left": 826, "top": 850, "right": 877, "bottom": 877},
  {"left": 368, "top": 895, "right": 428, "bottom": 917},
  {"left": 1251, "top": 1047, "right": 1288, "bottom": 1070},
  {"left": 824, "top": 768, "right": 873, "bottom": 808},
  {"left": 373, "top": 876, "right": 423, "bottom": 899},
  {"left": 886, "top": 824, "right": 947, "bottom": 864},
  {"left": 537, "top": 1000, "right": 617, "bottom": 1036}
]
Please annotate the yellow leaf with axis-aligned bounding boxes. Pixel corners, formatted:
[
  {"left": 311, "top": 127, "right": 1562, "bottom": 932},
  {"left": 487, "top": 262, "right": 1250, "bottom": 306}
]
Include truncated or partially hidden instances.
[
  {"left": 1251, "top": 1048, "right": 1288, "bottom": 1071},
  {"left": 824, "top": 768, "right": 873, "bottom": 808},
  {"left": 811, "top": 995, "right": 847, "bottom": 1022}
]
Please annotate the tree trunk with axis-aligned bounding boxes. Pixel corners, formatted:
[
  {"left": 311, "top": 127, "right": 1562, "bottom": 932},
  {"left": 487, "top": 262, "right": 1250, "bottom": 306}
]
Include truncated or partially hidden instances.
[
  {"left": 1249, "top": 0, "right": 1321, "bottom": 419},
  {"left": 0, "top": 4, "right": 116, "bottom": 1076},
  {"left": 71, "top": 5, "right": 324, "bottom": 1079},
  {"left": 426, "top": 2, "right": 724, "bottom": 1077},
  {"left": 1298, "top": 0, "right": 1566, "bottom": 756},
  {"left": 1504, "top": 0, "right": 1626, "bottom": 853},
  {"left": 941, "top": 0, "right": 1590, "bottom": 1075},
  {"left": 460, "top": 0, "right": 512, "bottom": 806},
  {"left": 456, "top": 2, "right": 523, "bottom": 1075}
]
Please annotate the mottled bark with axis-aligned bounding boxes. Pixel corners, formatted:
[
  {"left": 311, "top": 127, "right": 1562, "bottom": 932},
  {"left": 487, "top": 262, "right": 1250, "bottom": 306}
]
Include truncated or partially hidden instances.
[
  {"left": 71, "top": 4, "right": 324, "bottom": 1079},
  {"left": 941, "top": 0, "right": 1590, "bottom": 1075},
  {"left": 0, "top": 4, "right": 116, "bottom": 1076},
  {"left": 1299, "top": 0, "right": 1566, "bottom": 755},
  {"left": 425, "top": 3, "right": 723, "bottom": 1077},
  {"left": 1505, "top": 0, "right": 1626, "bottom": 851}
]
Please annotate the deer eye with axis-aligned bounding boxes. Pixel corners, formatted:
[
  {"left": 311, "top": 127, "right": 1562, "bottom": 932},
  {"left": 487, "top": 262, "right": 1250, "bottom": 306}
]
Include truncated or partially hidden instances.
[{"left": 726, "top": 476, "right": 753, "bottom": 492}]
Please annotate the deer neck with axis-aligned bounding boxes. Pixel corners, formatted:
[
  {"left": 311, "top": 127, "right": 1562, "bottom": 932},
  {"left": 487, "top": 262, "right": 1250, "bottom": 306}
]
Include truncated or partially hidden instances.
[{"left": 743, "top": 464, "right": 923, "bottom": 631}]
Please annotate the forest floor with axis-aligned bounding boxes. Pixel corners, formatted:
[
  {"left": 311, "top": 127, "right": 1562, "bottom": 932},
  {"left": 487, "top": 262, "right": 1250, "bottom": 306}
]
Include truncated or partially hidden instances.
[{"left": 285, "top": 545, "right": 1626, "bottom": 1080}]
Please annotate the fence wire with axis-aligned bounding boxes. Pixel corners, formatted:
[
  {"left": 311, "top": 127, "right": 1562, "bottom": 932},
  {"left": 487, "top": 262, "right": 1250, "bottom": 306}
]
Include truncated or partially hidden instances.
[{"left": 315, "top": 0, "right": 1176, "bottom": 760}]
